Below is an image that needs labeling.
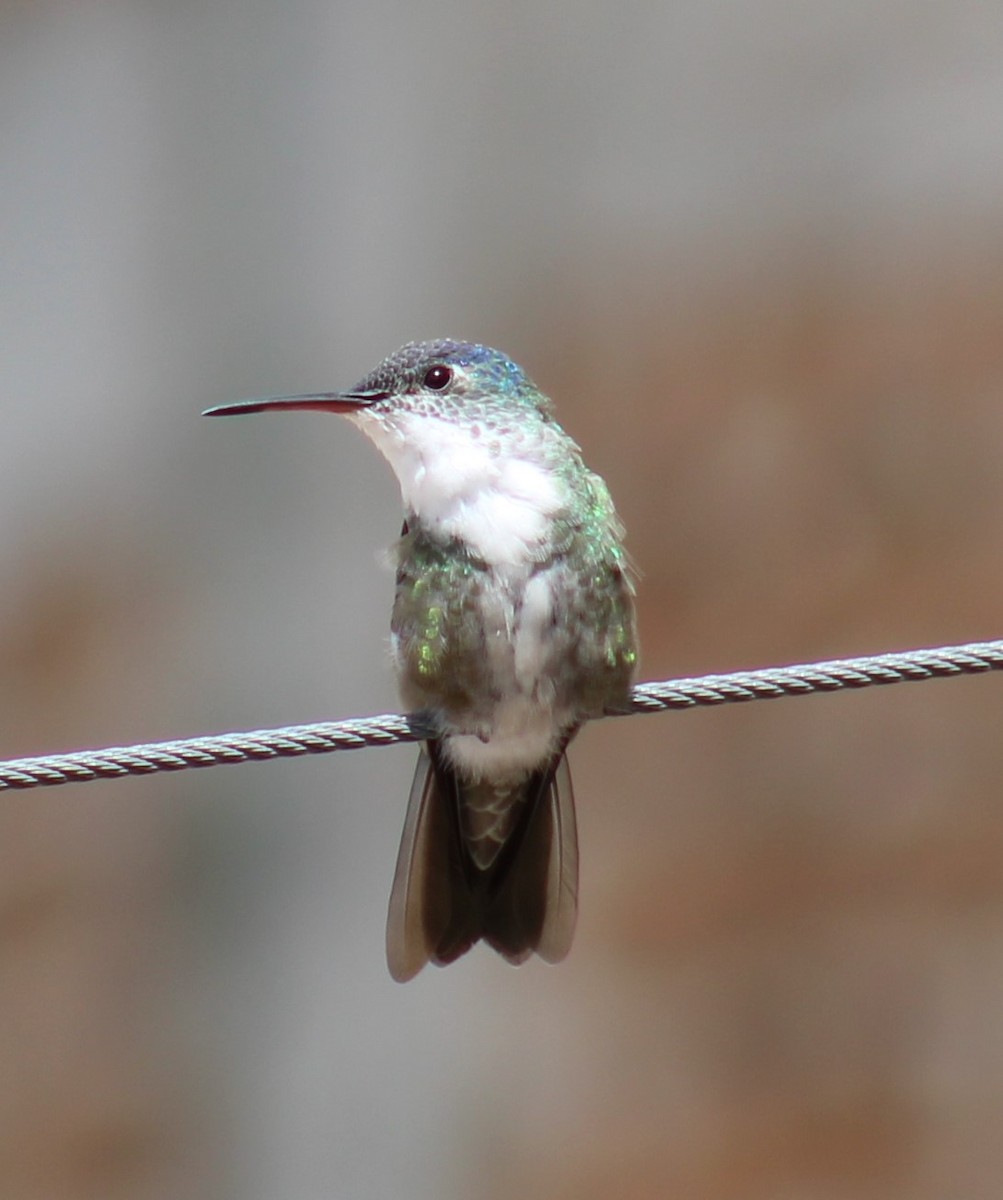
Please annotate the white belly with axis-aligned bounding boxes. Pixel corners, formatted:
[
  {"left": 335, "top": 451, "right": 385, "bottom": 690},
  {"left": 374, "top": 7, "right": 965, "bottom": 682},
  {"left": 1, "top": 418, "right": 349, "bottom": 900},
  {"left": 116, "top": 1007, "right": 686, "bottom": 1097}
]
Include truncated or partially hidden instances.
[
  {"left": 432, "top": 568, "right": 569, "bottom": 784},
  {"left": 442, "top": 695, "right": 564, "bottom": 783}
]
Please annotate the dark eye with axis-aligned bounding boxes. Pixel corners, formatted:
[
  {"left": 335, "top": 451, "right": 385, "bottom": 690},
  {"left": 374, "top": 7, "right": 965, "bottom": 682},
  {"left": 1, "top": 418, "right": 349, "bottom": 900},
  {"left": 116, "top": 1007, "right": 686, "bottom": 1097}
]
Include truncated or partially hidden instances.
[{"left": 423, "top": 364, "right": 453, "bottom": 391}]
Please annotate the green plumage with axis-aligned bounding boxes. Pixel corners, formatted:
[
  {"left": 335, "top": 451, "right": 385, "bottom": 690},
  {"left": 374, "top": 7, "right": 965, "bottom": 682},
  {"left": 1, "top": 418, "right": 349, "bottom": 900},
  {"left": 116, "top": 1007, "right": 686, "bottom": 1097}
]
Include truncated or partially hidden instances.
[{"left": 205, "top": 337, "right": 638, "bottom": 980}]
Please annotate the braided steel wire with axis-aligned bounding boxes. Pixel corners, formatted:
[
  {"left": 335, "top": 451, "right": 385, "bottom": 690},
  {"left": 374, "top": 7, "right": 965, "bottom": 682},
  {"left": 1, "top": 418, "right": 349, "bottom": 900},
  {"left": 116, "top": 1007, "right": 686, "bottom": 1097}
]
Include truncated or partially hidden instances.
[{"left": 2, "top": 639, "right": 1002, "bottom": 792}]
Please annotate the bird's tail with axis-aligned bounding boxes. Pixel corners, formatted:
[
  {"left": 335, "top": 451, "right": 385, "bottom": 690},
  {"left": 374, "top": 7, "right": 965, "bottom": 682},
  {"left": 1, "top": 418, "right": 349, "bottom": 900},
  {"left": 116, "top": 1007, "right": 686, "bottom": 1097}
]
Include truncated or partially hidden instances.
[{"left": 385, "top": 741, "right": 579, "bottom": 982}]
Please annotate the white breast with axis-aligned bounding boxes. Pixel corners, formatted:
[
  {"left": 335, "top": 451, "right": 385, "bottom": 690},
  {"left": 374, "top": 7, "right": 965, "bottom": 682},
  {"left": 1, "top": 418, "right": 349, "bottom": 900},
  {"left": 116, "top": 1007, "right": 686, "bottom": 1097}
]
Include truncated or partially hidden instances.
[{"left": 354, "top": 412, "right": 563, "bottom": 565}]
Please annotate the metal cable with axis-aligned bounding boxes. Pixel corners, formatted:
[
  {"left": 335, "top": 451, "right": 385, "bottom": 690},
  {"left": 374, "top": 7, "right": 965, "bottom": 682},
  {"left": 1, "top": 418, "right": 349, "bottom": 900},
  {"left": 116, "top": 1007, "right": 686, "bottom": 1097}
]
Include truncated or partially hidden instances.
[{"left": 2, "top": 638, "right": 1002, "bottom": 792}]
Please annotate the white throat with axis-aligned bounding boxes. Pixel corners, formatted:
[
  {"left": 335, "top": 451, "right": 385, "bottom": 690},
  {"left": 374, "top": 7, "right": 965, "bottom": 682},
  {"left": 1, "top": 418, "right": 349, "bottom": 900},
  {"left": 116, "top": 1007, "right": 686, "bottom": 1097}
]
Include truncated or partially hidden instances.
[{"left": 354, "top": 412, "right": 563, "bottom": 565}]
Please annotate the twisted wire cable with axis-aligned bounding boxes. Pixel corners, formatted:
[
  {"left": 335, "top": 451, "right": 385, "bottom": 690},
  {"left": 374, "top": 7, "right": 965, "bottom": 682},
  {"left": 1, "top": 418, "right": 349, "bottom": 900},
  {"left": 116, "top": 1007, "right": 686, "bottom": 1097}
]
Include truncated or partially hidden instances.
[{"left": 2, "top": 638, "right": 1002, "bottom": 792}]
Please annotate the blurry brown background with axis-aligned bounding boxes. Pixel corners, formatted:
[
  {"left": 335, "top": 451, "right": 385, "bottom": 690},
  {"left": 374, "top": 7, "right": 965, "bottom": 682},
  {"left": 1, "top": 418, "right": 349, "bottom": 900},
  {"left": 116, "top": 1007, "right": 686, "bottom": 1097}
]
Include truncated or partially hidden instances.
[{"left": 3, "top": 3, "right": 1003, "bottom": 1198}]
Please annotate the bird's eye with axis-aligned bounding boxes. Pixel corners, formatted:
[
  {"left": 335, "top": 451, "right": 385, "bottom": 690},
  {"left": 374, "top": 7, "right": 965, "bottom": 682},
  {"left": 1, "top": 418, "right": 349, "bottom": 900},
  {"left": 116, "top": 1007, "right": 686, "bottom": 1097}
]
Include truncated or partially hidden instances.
[{"left": 423, "top": 364, "right": 453, "bottom": 391}]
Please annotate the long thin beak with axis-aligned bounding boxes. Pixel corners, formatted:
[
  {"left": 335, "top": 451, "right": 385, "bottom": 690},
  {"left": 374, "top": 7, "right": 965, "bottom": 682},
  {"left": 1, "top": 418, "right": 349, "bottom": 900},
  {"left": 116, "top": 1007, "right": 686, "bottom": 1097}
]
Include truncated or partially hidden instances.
[{"left": 202, "top": 390, "right": 387, "bottom": 417}]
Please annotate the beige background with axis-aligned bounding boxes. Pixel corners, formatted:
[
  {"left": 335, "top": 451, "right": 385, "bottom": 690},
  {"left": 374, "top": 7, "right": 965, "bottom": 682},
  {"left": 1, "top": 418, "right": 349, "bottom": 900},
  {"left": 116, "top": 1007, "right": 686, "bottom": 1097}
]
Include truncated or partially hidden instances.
[{"left": 2, "top": 3, "right": 1003, "bottom": 1197}]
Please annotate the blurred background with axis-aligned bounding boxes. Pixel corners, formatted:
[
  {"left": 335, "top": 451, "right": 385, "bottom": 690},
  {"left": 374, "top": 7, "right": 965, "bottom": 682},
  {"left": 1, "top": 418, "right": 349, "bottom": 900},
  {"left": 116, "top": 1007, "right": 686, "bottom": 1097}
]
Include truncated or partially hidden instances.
[{"left": 3, "top": 2, "right": 1003, "bottom": 1197}]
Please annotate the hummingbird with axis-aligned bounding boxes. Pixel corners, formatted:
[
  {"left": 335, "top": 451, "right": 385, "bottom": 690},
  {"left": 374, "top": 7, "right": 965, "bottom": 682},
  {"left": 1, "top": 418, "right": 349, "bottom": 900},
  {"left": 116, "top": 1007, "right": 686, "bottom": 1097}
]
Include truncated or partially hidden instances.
[{"left": 205, "top": 340, "right": 638, "bottom": 981}]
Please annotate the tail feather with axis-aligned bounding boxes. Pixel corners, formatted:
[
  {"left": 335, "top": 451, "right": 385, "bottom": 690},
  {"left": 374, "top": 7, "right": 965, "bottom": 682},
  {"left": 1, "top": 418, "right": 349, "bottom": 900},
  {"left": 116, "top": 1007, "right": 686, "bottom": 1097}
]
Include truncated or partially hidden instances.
[
  {"left": 385, "top": 742, "right": 578, "bottom": 982},
  {"left": 384, "top": 749, "right": 457, "bottom": 982}
]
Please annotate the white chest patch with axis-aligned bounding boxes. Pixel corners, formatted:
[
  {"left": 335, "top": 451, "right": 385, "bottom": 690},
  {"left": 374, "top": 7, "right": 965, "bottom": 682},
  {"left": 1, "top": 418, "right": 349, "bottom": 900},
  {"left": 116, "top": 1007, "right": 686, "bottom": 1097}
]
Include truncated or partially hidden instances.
[{"left": 355, "top": 412, "right": 563, "bottom": 565}]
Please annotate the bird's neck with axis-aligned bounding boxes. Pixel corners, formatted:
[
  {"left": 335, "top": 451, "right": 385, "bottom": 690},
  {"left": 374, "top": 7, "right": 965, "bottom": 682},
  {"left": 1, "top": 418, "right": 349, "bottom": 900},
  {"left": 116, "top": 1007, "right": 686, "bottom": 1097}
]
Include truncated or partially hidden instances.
[{"left": 356, "top": 412, "right": 565, "bottom": 566}]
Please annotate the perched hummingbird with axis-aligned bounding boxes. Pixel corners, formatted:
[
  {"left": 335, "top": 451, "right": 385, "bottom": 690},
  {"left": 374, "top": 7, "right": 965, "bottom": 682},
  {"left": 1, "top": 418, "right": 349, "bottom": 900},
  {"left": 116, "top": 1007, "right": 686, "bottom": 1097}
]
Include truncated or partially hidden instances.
[{"left": 205, "top": 340, "right": 638, "bottom": 981}]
